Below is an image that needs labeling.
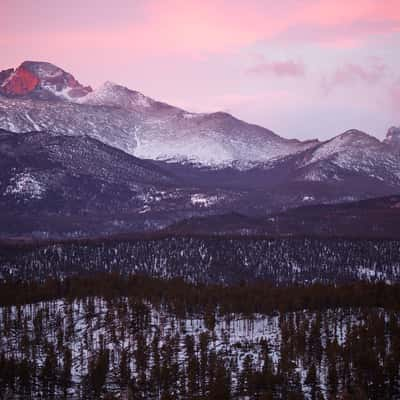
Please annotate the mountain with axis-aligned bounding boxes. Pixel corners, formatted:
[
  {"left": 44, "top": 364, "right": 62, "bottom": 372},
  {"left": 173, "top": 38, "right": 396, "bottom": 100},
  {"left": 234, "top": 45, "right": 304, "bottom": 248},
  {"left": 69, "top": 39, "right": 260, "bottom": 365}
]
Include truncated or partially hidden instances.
[
  {"left": 0, "top": 61, "right": 92, "bottom": 100},
  {"left": 79, "top": 81, "right": 318, "bottom": 165},
  {"left": 292, "top": 129, "right": 400, "bottom": 186},
  {"left": 78, "top": 81, "right": 176, "bottom": 114},
  {"left": 0, "top": 129, "right": 248, "bottom": 237},
  {"left": 0, "top": 61, "right": 317, "bottom": 167}
]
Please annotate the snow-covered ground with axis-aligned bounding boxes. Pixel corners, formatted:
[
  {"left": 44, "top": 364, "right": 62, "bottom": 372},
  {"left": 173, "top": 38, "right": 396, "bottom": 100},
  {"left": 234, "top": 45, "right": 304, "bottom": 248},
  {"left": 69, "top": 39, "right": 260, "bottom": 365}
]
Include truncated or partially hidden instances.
[
  {"left": 4, "top": 171, "right": 46, "bottom": 200},
  {"left": 1, "top": 297, "right": 394, "bottom": 399}
]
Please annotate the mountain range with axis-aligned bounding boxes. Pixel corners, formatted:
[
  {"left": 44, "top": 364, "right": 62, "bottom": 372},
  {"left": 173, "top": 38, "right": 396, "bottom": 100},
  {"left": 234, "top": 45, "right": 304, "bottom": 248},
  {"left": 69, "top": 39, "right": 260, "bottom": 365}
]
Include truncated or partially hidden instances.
[{"left": 1, "top": 61, "right": 399, "bottom": 238}]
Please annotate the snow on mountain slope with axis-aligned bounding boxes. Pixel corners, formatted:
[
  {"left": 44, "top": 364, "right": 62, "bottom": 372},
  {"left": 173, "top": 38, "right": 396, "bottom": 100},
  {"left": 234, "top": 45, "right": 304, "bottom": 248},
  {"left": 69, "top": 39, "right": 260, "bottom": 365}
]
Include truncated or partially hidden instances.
[
  {"left": 134, "top": 111, "right": 320, "bottom": 167},
  {"left": 0, "top": 96, "right": 144, "bottom": 153},
  {"left": 5, "top": 172, "right": 46, "bottom": 200},
  {"left": 295, "top": 129, "right": 400, "bottom": 184},
  {"left": 0, "top": 95, "right": 316, "bottom": 167},
  {"left": 307, "top": 130, "right": 381, "bottom": 163},
  {"left": 0, "top": 129, "right": 249, "bottom": 236},
  {"left": 79, "top": 81, "right": 156, "bottom": 110}
]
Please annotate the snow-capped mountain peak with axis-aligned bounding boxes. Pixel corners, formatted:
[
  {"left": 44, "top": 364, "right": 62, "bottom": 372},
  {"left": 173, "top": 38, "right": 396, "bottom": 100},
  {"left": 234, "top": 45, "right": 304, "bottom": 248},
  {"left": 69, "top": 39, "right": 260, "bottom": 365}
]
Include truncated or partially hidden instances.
[
  {"left": 79, "top": 81, "right": 155, "bottom": 110},
  {"left": 0, "top": 61, "right": 92, "bottom": 100},
  {"left": 307, "top": 129, "right": 381, "bottom": 163},
  {"left": 330, "top": 129, "right": 381, "bottom": 146},
  {"left": 295, "top": 128, "right": 400, "bottom": 184}
]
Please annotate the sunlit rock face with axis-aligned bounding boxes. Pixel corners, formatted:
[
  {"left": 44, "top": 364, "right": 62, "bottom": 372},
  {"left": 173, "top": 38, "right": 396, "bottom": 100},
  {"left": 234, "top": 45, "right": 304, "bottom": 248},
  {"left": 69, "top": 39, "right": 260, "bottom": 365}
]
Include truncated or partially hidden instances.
[{"left": 0, "top": 64, "right": 39, "bottom": 96}]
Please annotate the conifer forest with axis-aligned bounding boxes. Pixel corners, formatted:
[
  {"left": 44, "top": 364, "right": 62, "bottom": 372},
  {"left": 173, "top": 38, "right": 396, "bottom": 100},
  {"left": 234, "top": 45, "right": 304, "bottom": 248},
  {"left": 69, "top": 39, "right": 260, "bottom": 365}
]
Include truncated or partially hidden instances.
[{"left": 1, "top": 236, "right": 400, "bottom": 399}]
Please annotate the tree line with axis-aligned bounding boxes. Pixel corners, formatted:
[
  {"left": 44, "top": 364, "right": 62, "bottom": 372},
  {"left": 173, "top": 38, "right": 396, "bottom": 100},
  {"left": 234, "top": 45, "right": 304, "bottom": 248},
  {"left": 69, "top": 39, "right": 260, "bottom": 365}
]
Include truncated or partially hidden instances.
[
  {"left": 1, "top": 235, "right": 400, "bottom": 285},
  {"left": 0, "top": 273, "right": 399, "bottom": 314}
]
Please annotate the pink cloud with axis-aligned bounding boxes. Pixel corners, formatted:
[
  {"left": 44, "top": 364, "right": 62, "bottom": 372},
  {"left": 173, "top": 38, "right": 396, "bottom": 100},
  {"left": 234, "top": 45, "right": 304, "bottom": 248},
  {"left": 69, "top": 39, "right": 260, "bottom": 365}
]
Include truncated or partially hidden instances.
[
  {"left": 248, "top": 60, "right": 306, "bottom": 77},
  {"left": 1, "top": 0, "right": 400, "bottom": 58},
  {"left": 322, "top": 60, "right": 387, "bottom": 93},
  {"left": 333, "top": 62, "right": 386, "bottom": 85},
  {"left": 120, "top": 0, "right": 400, "bottom": 52},
  {"left": 136, "top": 0, "right": 400, "bottom": 52}
]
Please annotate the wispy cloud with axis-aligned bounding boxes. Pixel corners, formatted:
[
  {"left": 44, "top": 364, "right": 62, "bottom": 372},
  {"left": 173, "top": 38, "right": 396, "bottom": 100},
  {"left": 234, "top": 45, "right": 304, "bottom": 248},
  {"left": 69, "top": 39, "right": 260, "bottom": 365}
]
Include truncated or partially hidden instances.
[
  {"left": 322, "top": 60, "right": 386, "bottom": 93},
  {"left": 334, "top": 62, "right": 385, "bottom": 85},
  {"left": 248, "top": 60, "right": 306, "bottom": 78}
]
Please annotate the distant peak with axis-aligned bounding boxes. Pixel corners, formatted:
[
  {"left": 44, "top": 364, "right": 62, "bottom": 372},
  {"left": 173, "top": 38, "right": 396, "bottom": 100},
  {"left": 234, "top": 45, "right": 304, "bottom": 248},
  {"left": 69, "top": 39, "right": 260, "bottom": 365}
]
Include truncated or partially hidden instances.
[
  {"left": 20, "top": 60, "right": 61, "bottom": 72},
  {"left": 341, "top": 129, "right": 367, "bottom": 137},
  {"left": 332, "top": 129, "right": 379, "bottom": 144},
  {"left": 80, "top": 80, "right": 154, "bottom": 109},
  {"left": 96, "top": 81, "right": 125, "bottom": 92},
  {"left": 386, "top": 126, "right": 400, "bottom": 137},
  {"left": 102, "top": 80, "right": 121, "bottom": 88},
  {"left": 385, "top": 126, "right": 400, "bottom": 147}
]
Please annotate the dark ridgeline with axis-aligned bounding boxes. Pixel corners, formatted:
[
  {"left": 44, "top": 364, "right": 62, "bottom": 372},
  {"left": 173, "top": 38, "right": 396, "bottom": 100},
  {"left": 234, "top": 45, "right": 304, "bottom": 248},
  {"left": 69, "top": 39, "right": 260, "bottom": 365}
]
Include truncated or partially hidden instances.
[{"left": 166, "top": 195, "right": 400, "bottom": 239}]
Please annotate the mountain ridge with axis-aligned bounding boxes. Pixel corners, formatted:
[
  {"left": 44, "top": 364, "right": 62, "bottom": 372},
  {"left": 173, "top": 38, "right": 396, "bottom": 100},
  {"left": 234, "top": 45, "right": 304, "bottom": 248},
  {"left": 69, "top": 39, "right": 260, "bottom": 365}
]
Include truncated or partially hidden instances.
[
  {"left": 1, "top": 61, "right": 396, "bottom": 167},
  {"left": 0, "top": 61, "right": 320, "bottom": 166},
  {"left": 165, "top": 195, "right": 400, "bottom": 239}
]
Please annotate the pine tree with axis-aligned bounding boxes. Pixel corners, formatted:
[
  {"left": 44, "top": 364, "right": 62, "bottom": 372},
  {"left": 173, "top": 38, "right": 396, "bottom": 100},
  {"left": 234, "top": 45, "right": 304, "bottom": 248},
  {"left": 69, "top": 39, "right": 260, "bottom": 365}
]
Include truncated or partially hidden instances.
[
  {"left": 134, "top": 333, "right": 148, "bottom": 394},
  {"left": 40, "top": 343, "right": 58, "bottom": 399},
  {"left": 208, "top": 358, "right": 230, "bottom": 400},
  {"left": 199, "top": 331, "right": 210, "bottom": 395},
  {"left": 119, "top": 348, "right": 130, "bottom": 390},
  {"left": 238, "top": 354, "right": 254, "bottom": 396},
  {"left": 88, "top": 349, "right": 109, "bottom": 399},
  {"left": 305, "top": 363, "right": 320, "bottom": 400},
  {"left": 60, "top": 347, "right": 72, "bottom": 399},
  {"left": 185, "top": 334, "right": 199, "bottom": 397},
  {"left": 150, "top": 333, "right": 162, "bottom": 398}
]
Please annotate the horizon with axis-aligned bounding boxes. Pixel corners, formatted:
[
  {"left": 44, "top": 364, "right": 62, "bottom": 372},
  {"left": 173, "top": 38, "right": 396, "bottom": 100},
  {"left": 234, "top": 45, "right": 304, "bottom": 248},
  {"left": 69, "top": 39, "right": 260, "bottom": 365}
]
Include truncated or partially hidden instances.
[{"left": 1, "top": 0, "right": 400, "bottom": 140}]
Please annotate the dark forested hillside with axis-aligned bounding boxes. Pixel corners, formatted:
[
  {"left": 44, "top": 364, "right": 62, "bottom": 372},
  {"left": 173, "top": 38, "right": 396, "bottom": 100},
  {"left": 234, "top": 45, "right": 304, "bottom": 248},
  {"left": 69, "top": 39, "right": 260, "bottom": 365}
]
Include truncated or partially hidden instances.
[
  {"left": 1, "top": 235, "right": 400, "bottom": 285},
  {"left": 166, "top": 195, "right": 400, "bottom": 238}
]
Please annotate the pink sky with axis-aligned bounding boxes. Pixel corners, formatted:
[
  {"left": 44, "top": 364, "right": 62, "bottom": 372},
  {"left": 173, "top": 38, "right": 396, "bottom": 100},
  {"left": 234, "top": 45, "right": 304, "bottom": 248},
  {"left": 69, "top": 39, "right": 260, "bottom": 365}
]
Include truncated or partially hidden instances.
[{"left": 1, "top": 0, "right": 400, "bottom": 140}]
